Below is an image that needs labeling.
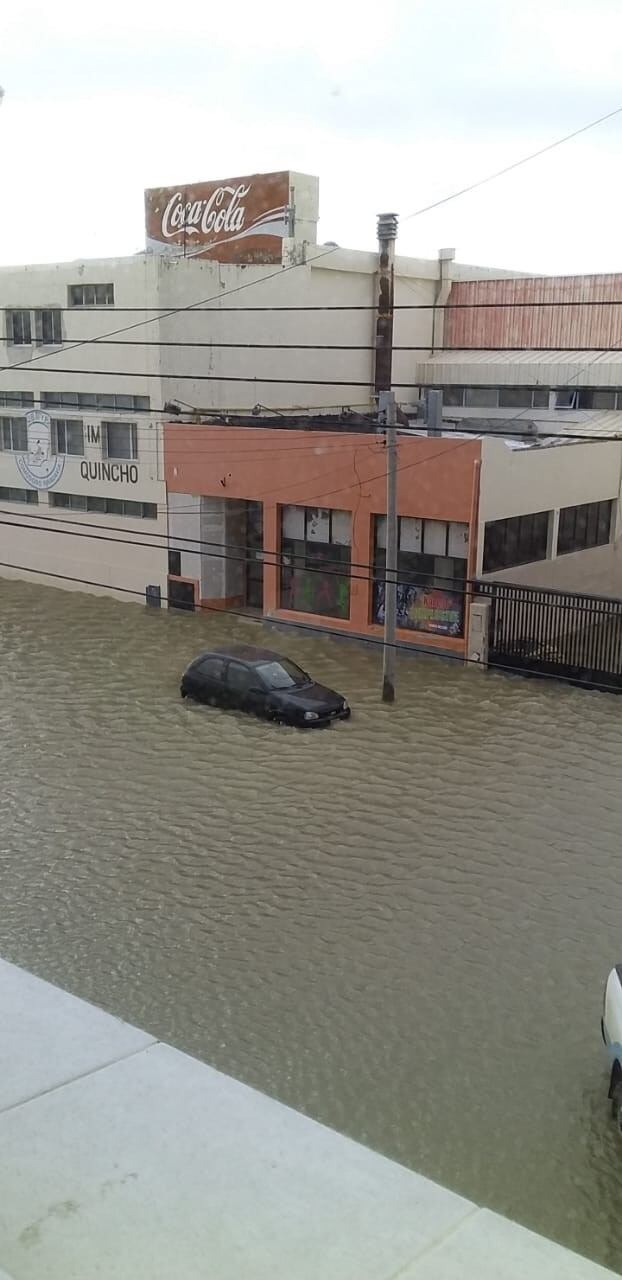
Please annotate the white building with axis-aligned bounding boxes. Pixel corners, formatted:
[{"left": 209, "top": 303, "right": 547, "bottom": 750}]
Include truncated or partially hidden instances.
[{"left": 0, "top": 170, "right": 512, "bottom": 605}]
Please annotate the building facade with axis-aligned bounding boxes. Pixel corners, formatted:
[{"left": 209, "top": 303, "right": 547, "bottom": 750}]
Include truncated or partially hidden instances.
[
  {"left": 416, "top": 271, "right": 622, "bottom": 437},
  {"left": 3, "top": 174, "right": 622, "bottom": 625},
  {"left": 164, "top": 424, "right": 480, "bottom": 656},
  {"left": 0, "top": 168, "right": 514, "bottom": 604},
  {"left": 163, "top": 421, "right": 622, "bottom": 657}
]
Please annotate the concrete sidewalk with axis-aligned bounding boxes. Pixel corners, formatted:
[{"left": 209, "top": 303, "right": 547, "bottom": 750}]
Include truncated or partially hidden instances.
[{"left": 0, "top": 958, "right": 612, "bottom": 1279}]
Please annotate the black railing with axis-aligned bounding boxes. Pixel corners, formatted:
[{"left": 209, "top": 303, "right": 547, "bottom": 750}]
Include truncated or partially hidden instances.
[{"left": 475, "top": 579, "right": 622, "bottom": 693}]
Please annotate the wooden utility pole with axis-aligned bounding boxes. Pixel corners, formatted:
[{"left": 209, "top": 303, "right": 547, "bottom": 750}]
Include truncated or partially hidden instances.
[{"left": 374, "top": 213, "right": 399, "bottom": 703}]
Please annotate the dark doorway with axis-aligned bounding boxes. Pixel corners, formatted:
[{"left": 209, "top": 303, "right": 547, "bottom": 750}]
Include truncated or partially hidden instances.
[
  {"left": 168, "top": 577, "right": 195, "bottom": 611},
  {"left": 245, "top": 501, "right": 264, "bottom": 609}
]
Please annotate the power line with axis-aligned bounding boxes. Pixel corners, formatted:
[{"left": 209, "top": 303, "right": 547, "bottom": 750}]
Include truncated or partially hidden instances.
[
  {"left": 1, "top": 555, "right": 620, "bottom": 694},
  {"left": 4, "top": 505, "right": 622, "bottom": 616},
  {"left": 11, "top": 365, "right": 622, "bottom": 399},
  {"left": 0, "top": 437, "right": 478, "bottom": 556},
  {"left": 0, "top": 365, "right": 377, "bottom": 388},
  {"left": 0, "top": 244, "right": 341, "bottom": 381},
  {"left": 5, "top": 337, "right": 622, "bottom": 352},
  {"left": 28, "top": 298, "right": 622, "bottom": 313},
  {"left": 0, "top": 510, "right": 475, "bottom": 596},
  {"left": 0, "top": 502, "right": 468, "bottom": 593},
  {"left": 402, "top": 104, "right": 622, "bottom": 220}
]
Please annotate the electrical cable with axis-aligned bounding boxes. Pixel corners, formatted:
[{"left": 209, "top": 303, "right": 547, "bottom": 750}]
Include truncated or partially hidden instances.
[
  {"left": 11, "top": 364, "right": 622, "bottom": 403},
  {"left": 0, "top": 365, "right": 387, "bottom": 388},
  {"left": 1, "top": 555, "right": 620, "bottom": 694},
  {"left": 0, "top": 245, "right": 342, "bottom": 380},
  {"left": 31, "top": 298, "right": 622, "bottom": 314},
  {"left": 402, "top": 105, "right": 622, "bottom": 220},
  {"left": 0, "top": 511, "right": 476, "bottom": 596},
  {"left": 4, "top": 338, "right": 622, "bottom": 353},
  {"left": 5, "top": 506, "right": 621, "bottom": 613}
]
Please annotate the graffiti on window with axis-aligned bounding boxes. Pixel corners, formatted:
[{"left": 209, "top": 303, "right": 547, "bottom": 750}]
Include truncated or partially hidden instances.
[
  {"left": 286, "top": 569, "right": 350, "bottom": 619},
  {"left": 373, "top": 582, "right": 464, "bottom": 637}
]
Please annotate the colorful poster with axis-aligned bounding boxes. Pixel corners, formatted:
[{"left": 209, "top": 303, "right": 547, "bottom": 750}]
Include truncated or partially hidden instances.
[{"left": 373, "top": 582, "right": 464, "bottom": 637}]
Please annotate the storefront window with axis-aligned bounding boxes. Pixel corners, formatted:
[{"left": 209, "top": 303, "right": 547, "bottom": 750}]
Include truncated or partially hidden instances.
[
  {"left": 373, "top": 516, "right": 468, "bottom": 637},
  {"left": 280, "top": 506, "right": 351, "bottom": 619}
]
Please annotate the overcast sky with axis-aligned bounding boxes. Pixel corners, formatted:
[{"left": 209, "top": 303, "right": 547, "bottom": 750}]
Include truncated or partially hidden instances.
[{"left": 2, "top": 0, "right": 621, "bottom": 274}]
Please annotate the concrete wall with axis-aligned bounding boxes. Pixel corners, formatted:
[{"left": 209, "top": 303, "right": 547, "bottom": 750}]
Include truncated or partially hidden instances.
[
  {"left": 479, "top": 439, "right": 622, "bottom": 526},
  {"left": 0, "top": 254, "right": 163, "bottom": 398},
  {"left": 478, "top": 437, "right": 622, "bottom": 594},
  {"left": 153, "top": 248, "right": 438, "bottom": 415},
  {"left": 168, "top": 491, "right": 202, "bottom": 587},
  {"left": 168, "top": 494, "right": 247, "bottom": 604},
  {"left": 0, "top": 405, "right": 167, "bottom": 603},
  {"left": 485, "top": 540, "right": 622, "bottom": 596},
  {"left": 0, "top": 506, "right": 167, "bottom": 603}
]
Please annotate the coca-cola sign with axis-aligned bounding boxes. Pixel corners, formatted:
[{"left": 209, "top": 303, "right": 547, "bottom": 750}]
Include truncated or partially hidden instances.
[{"left": 145, "top": 171, "right": 290, "bottom": 263}]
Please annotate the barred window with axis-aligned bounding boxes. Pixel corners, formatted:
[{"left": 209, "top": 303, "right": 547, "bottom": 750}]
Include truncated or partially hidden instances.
[
  {"left": 557, "top": 501, "right": 613, "bottom": 556},
  {"left": 483, "top": 511, "right": 550, "bottom": 573}
]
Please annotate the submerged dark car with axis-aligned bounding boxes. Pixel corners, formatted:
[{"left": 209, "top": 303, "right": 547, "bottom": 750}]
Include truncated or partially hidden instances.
[{"left": 180, "top": 644, "right": 350, "bottom": 727}]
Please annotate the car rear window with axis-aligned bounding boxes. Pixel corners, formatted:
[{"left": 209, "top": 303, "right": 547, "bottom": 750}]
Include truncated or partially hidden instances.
[{"left": 256, "top": 660, "right": 308, "bottom": 690}]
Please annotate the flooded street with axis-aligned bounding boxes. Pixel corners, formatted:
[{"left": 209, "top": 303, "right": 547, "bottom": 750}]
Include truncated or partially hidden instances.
[{"left": 2, "top": 578, "right": 622, "bottom": 1271}]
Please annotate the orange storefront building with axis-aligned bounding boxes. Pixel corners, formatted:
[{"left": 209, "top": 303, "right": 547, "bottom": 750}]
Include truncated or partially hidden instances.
[{"left": 164, "top": 425, "right": 481, "bottom": 657}]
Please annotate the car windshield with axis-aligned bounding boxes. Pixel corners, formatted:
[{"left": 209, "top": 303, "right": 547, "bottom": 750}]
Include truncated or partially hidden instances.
[{"left": 256, "top": 659, "right": 309, "bottom": 690}]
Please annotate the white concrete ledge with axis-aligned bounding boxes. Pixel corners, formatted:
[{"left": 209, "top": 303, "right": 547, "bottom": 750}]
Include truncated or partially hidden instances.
[{"left": 0, "top": 959, "right": 613, "bottom": 1280}]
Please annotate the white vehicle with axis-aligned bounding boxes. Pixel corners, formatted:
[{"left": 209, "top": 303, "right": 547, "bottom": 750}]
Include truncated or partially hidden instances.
[{"left": 602, "top": 966, "right": 622, "bottom": 1128}]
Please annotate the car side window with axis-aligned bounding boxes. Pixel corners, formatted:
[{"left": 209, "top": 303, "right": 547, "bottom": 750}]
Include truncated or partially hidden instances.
[
  {"left": 196, "top": 657, "right": 225, "bottom": 682},
  {"left": 225, "top": 661, "right": 253, "bottom": 694}
]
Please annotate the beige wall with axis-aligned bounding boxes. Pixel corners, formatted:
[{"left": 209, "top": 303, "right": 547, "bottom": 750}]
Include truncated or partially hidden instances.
[
  {"left": 0, "top": 414, "right": 167, "bottom": 603},
  {"left": 0, "top": 508, "right": 167, "bottom": 603},
  {"left": 479, "top": 438, "right": 622, "bottom": 526},
  {"left": 478, "top": 437, "right": 622, "bottom": 594},
  {"left": 0, "top": 255, "right": 162, "bottom": 396},
  {"left": 485, "top": 540, "right": 622, "bottom": 595}
]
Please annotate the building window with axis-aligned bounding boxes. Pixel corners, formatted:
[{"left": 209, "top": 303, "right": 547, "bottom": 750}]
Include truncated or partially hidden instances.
[
  {"left": 49, "top": 492, "right": 88, "bottom": 511},
  {"left": 554, "top": 389, "right": 578, "bottom": 410},
  {"left": 69, "top": 284, "right": 115, "bottom": 307},
  {"left": 41, "top": 392, "right": 150, "bottom": 413},
  {"left": 49, "top": 493, "right": 157, "bottom": 518},
  {"left": 531, "top": 388, "right": 549, "bottom": 408},
  {"left": 442, "top": 386, "right": 465, "bottom": 407},
  {"left": 102, "top": 422, "right": 138, "bottom": 460},
  {"left": 429, "top": 386, "right": 550, "bottom": 411},
  {"left": 0, "top": 417, "right": 27, "bottom": 451},
  {"left": 6, "top": 309, "right": 62, "bottom": 345},
  {"left": 0, "top": 392, "right": 34, "bottom": 408},
  {"left": 51, "top": 419, "right": 84, "bottom": 456},
  {"left": 168, "top": 549, "right": 182, "bottom": 576},
  {"left": 483, "top": 511, "right": 550, "bottom": 573},
  {"left": 557, "top": 500, "right": 613, "bottom": 556},
  {"left": 35, "top": 309, "right": 62, "bottom": 345},
  {"left": 497, "top": 387, "right": 548, "bottom": 409},
  {"left": 0, "top": 485, "right": 38, "bottom": 504},
  {"left": 577, "top": 390, "right": 616, "bottom": 410},
  {"left": 94, "top": 498, "right": 155, "bottom": 518},
  {"left": 373, "top": 516, "right": 468, "bottom": 637},
  {"left": 280, "top": 505, "right": 351, "bottom": 619},
  {"left": 464, "top": 387, "right": 499, "bottom": 408},
  {"left": 6, "top": 310, "right": 32, "bottom": 345}
]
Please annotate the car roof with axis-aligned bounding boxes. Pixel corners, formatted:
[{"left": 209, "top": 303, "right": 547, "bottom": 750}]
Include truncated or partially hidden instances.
[{"left": 207, "top": 644, "right": 288, "bottom": 666}]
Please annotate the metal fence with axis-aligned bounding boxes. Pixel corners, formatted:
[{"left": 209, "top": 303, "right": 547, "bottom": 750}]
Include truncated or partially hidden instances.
[{"left": 475, "top": 579, "right": 622, "bottom": 693}]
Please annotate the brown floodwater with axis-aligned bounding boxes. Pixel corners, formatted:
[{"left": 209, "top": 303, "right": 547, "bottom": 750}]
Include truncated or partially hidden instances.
[{"left": 1, "top": 578, "right": 622, "bottom": 1271}]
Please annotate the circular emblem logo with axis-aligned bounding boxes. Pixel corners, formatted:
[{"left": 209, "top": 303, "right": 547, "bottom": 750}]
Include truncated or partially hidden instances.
[{"left": 16, "top": 410, "right": 65, "bottom": 490}]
